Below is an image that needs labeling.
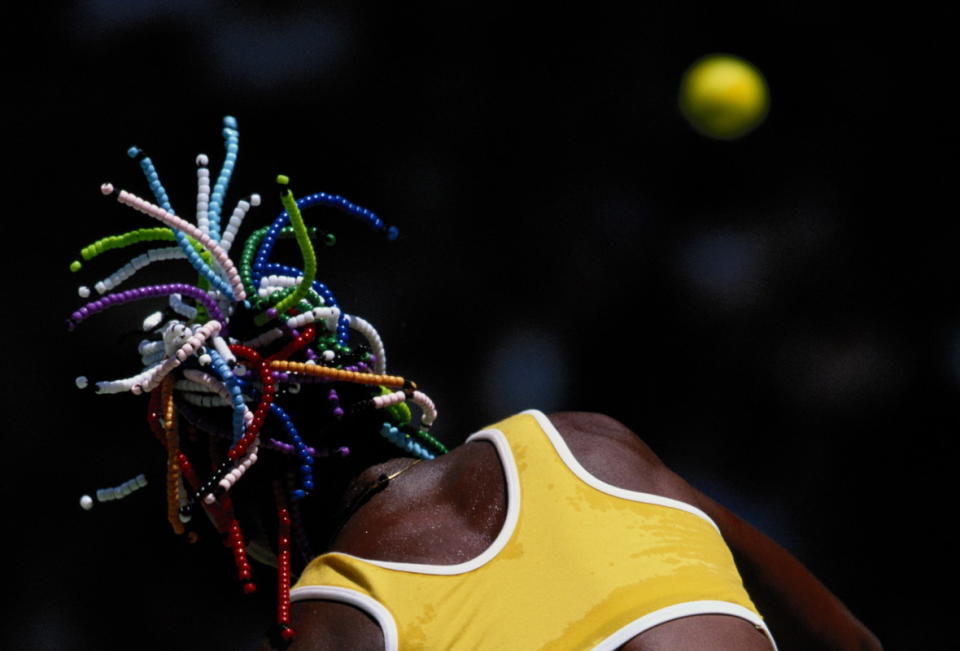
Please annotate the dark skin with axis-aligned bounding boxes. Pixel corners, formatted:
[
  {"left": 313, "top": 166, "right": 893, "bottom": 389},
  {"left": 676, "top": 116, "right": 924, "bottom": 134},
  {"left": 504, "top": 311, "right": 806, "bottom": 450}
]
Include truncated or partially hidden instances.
[{"left": 261, "top": 412, "right": 882, "bottom": 650}]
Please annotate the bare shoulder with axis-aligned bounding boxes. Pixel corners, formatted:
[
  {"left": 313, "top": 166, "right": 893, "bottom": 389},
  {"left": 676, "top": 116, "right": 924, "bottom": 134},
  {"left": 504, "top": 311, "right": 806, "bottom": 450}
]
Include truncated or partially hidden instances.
[
  {"left": 546, "top": 411, "right": 653, "bottom": 444},
  {"left": 544, "top": 411, "right": 699, "bottom": 503},
  {"left": 544, "top": 410, "right": 663, "bottom": 465}
]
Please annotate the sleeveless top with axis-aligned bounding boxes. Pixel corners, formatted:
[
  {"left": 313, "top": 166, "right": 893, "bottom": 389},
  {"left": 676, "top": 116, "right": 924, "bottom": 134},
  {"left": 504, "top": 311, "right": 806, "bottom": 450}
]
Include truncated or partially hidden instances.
[{"left": 292, "top": 409, "right": 776, "bottom": 650}]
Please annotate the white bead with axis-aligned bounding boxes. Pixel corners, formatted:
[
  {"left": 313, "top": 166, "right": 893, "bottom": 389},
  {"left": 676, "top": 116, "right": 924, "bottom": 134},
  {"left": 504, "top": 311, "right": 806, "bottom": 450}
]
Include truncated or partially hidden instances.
[
  {"left": 75, "top": 376, "right": 88, "bottom": 389},
  {"left": 199, "top": 353, "right": 212, "bottom": 366},
  {"left": 196, "top": 153, "right": 208, "bottom": 166},
  {"left": 322, "top": 350, "right": 335, "bottom": 362},
  {"left": 142, "top": 310, "right": 163, "bottom": 331},
  {"left": 78, "top": 286, "right": 91, "bottom": 298},
  {"left": 250, "top": 193, "right": 261, "bottom": 206},
  {"left": 80, "top": 495, "right": 94, "bottom": 511}
]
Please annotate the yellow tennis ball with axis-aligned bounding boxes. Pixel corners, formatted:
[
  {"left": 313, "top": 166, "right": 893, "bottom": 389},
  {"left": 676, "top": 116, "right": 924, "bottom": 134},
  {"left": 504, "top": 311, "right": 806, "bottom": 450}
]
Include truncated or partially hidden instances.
[{"left": 679, "top": 54, "right": 769, "bottom": 140}]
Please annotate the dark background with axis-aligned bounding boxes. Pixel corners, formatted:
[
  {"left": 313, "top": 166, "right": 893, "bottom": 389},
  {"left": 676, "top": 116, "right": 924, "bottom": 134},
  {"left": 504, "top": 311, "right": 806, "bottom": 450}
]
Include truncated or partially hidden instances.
[{"left": 5, "top": 3, "right": 952, "bottom": 649}]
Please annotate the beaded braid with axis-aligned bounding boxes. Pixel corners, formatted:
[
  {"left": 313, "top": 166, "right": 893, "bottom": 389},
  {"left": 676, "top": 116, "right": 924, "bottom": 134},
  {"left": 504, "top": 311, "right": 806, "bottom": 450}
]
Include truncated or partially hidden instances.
[{"left": 70, "top": 116, "right": 448, "bottom": 642}]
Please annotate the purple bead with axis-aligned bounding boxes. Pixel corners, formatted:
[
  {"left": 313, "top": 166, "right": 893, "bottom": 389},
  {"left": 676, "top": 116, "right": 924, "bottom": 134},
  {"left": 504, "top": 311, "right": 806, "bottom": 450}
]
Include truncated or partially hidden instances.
[
  {"left": 333, "top": 407, "right": 344, "bottom": 417},
  {"left": 269, "top": 438, "right": 294, "bottom": 453}
]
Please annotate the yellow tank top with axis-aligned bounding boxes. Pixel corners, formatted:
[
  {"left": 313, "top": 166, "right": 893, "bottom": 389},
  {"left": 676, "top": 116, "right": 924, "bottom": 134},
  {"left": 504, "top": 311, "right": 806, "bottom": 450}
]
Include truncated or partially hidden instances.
[{"left": 292, "top": 410, "right": 776, "bottom": 650}]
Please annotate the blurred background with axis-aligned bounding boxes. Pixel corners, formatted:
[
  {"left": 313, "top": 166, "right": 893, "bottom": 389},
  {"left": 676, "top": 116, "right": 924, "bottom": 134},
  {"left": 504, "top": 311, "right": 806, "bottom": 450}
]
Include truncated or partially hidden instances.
[{"left": 5, "top": 2, "right": 952, "bottom": 649}]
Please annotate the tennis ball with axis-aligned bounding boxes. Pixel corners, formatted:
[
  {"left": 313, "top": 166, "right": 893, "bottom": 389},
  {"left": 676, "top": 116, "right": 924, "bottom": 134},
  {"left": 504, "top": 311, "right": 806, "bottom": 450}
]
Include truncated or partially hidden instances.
[{"left": 679, "top": 54, "right": 769, "bottom": 140}]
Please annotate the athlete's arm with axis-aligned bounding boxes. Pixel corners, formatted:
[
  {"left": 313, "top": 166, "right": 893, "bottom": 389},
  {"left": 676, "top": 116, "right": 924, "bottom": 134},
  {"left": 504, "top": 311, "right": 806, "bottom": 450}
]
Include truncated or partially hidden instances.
[
  {"left": 549, "top": 411, "right": 882, "bottom": 650},
  {"left": 692, "top": 490, "right": 883, "bottom": 650}
]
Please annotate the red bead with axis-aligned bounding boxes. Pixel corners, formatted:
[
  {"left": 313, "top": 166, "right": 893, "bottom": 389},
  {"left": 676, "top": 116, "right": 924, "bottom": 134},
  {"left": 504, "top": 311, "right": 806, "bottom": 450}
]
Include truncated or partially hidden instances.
[
  {"left": 280, "top": 626, "right": 295, "bottom": 641},
  {"left": 243, "top": 581, "right": 257, "bottom": 594}
]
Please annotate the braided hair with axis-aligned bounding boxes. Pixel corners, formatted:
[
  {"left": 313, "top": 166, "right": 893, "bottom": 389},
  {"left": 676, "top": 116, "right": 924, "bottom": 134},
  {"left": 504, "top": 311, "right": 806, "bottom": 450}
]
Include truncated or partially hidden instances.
[{"left": 68, "top": 116, "right": 446, "bottom": 642}]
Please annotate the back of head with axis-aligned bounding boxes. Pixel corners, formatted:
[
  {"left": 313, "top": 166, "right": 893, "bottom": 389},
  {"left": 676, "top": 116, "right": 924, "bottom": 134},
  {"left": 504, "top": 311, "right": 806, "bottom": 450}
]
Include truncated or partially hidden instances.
[{"left": 67, "top": 116, "right": 446, "bottom": 642}]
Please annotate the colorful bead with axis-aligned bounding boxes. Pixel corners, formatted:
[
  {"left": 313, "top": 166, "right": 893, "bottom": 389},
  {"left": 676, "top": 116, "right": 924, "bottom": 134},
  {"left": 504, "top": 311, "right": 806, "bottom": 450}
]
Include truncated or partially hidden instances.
[
  {"left": 269, "top": 360, "right": 405, "bottom": 388},
  {"left": 274, "top": 488, "right": 294, "bottom": 637},
  {"left": 123, "top": 144, "right": 242, "bottom": 305},
  {"left": 161, "top": 376, "right": 185, "bottom": 535},
  {"left": 347, "top": 314, "right": 387, "bottom": 374},
  {"left": 69, "top": 116, "right": 446, "bottom": 645},
  {"left": 206, "top": 116, "right": 240, "bottom": 242},
  {"left": 106, "top": 186, "right": 246, "bottom": 302},
  {"left": 82, "top": 473, "right": 148, "bottom": 508},
  {"left": 69, "top": 282, "right": 227, "bottom": 333}
]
